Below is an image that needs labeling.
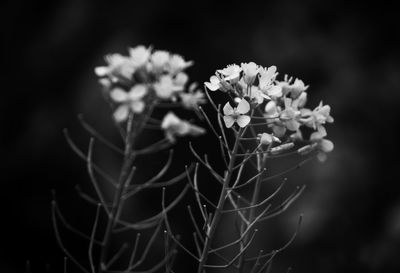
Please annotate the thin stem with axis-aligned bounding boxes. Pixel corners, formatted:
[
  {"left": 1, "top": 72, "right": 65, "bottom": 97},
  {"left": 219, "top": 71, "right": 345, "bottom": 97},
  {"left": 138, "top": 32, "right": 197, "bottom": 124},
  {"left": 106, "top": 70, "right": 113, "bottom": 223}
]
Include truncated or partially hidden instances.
[{"left": 197, "top": 128, "right": 244, "bottom": 273}]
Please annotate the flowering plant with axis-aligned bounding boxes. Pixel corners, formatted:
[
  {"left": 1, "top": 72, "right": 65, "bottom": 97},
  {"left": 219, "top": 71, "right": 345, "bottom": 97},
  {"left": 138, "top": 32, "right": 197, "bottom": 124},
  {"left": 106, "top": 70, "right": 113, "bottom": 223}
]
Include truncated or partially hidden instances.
[
  {"left": 160, "top": 62, "right": 334, "bottom": 273},
  {"left": 54, "top": 49, "right": 334, "bottom": 273}
]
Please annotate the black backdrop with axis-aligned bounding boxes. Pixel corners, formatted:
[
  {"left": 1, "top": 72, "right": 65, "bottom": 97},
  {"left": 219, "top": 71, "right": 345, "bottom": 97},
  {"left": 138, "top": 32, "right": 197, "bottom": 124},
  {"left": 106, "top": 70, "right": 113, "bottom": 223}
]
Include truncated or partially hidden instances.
[{"left": 3, "top": 0, "right": 400, "bottom": 272}]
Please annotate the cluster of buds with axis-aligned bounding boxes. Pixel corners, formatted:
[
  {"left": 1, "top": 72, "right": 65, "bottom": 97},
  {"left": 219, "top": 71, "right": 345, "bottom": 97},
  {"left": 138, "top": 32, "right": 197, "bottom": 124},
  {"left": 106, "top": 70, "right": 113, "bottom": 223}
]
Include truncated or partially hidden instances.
[
  {"left": 95, "top": 45, "right": 205, "bottom": 142},
  {"left": 205, "top": 62, "right": 334, "bottom": 161}
]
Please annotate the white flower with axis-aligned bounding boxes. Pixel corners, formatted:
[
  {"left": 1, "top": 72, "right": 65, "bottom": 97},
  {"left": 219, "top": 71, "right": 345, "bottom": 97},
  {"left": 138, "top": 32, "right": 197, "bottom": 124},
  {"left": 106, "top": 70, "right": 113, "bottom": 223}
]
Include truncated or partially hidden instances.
[
  {"left": 111, "top": 85, "right": 147, "bottom": 122},
  {"left": 95, "top": 54, "right": 135, "bottom": 81},
  {"left": 248, "top": 86, "right": 265, "bottom": 104},
  {"left": 241, "top": 62, "right": 259, "bottom": 85},
  {"left": 217, "top": 64, "right": 242, "bottom": 83},
  {"left": 168, "top": 54, "right": 193, "bottom": 75},
  {"left": 262, "top": 85, "right": 283, "bottom": 100},
  {"left": 309, "top": 129, "right": 334, "bottom": 162},
  {"left": 258, "top": 133, "right": 281, "bottom": 145},
  {"left": 279, "top": 97, "right": 301, "bottom": 131},
  {"left": 278, "top": 76, "right": 308, "bottom": 98},
  {"left": 174, "top": 72, "right": 189, "bottom": 87},
  {"left": 222, "top": 99, "right": 251, "bottom": 128},
  {"left": 301, "top": 101, "right": 334, "bottom": 130},
  {"left": 153, "top": 75, "right": 183, "bottom": 99},
  {"left": 265, "top": 100, "right": 280, "bottom": 118},
  {"left": 161, "top": 112, "right": 205, "bottom": 143},
  {"left": 150, "top": 50, "right": 170, "bottom": 70},
  {"left": 129, "top": 45, "right": 151, "bottom": 68},
  {"left": 204, "top": 75, "right": 231, "bottom": 92},
  {"left": 259, "top": 66, "right": 278, "bottom": 90},
  {"left": 179, "top": 88, "right": 206, "bottom": 110}
]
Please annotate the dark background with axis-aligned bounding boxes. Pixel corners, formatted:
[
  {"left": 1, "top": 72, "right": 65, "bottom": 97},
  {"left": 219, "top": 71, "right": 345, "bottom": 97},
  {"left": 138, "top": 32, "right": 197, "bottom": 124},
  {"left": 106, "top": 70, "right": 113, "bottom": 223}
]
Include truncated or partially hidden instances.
[{"left": 3, "top": 0, "right": 400, "bottom": 272}]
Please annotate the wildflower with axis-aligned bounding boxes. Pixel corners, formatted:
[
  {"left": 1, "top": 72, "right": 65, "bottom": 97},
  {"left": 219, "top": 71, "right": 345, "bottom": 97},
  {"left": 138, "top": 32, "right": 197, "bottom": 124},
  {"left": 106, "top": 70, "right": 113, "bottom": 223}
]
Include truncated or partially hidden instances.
[
  {"left": 129, "top": 45, "right": 151, "bottom": 68},
  {"left": 309, "top": 130, "right": 334, "bottom": 162},
  {"left": 217, "top": 64, "right": 242, "bottom": 83},
  {"left": 265, "top": 101, "right": 280, "bottom": 118},
  {"left": 204, "top": 75, "right": 231, "bottom": 92},
  {"left": 258, "top": 66, "right": 282, "bottom": 99},
  {"left": 258, "top": 133, "right": 281, "bottom": 145},
  {"left": 264, "top": 101, "right": 286, "bottom": 137},
  {"left": 241, "top": 62, "right": 259, "bottom": 85},
  {"left": 278, "top": 76, "right": 308, "bottom": 99},
  {"left": 259, "top": 66, "right": 278, "bottom": 89},
  {"left": 153, "top": 75, "right": 184, "bottom": 99},
  {"left": 110, "top": 85, "right": 147, "bottom": 122},
  {"left": 161, "top": 112, "right": 205, "bottom": 143},
  {"left": 301, "top": 101, "right": 334, "bottom": 130},
  {"left": 150, "top": 50, "right": 170, "bottom": 71},
  {"left": 95, "top": 54, "right": 135, "bottom": 81},
  {"left": 174, "top": 72, "right": 189, "bottom": 87},
  {"left": 279, "top": 97, "right": 301, "bottom": 131},
  {"left": 223, "top": 98, "right": 251, "bottom": 128},
  {"left": 168, "top": 54, "right": 193, "bottom": 75},
  {"left": 248, "top": 86, "right": 265, "bottom": 104},
  {"left": 179, "top": 85, "right": 206, "bottom": 110}
]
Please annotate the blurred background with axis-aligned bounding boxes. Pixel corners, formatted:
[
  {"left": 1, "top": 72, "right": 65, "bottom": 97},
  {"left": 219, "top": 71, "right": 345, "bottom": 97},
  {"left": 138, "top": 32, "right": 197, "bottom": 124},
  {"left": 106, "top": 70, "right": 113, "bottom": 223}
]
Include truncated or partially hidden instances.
[{"left": 2, "top": 0, "right": 400, "bottom": 272}]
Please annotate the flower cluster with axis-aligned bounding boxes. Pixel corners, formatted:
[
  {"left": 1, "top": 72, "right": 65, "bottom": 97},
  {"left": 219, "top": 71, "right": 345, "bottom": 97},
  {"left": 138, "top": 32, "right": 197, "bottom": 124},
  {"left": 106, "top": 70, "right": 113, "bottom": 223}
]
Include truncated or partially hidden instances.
[
  {"left": 205, "top": 62, "right": 334, "bottom": 160},
  {"left": 95, "top": 45, "right": 205, "bottom": 141}
]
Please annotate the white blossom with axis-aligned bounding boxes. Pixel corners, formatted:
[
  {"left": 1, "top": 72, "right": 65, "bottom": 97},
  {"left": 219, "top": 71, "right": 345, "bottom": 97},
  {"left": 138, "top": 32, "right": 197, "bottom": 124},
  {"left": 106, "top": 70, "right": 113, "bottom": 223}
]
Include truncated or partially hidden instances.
[
  {"left": 258, "top": 133, "right": 281, "bottom": 145},
  {"left": 110, "top": 85, "right": 147, "bottom": 122},
  {"left": 129, "top": 45, "right": 151, "bottom": 68},
  {"left": 154, "top": 75, "right": 183, "bottom": 99},
  {"left": 168, "top": 54, "right": 193, "bottom": 75},
  {"left": 161, "top": 112, "right": 205, "bottom": 142},
  {"left": 241, "top": 62, "right": 259, "bottom": 85},
  {"left": 217, "top": 64, "right": 242, "bottom": 83},
  {"left": 223, "top": 99, "right": 251, "bottom": 128}
]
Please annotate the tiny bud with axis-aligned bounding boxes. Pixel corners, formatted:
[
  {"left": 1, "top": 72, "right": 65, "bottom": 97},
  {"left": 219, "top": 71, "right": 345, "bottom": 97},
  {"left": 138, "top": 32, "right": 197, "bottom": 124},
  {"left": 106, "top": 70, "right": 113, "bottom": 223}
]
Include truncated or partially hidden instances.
[
  {"left": 270, "top": 143, "right": 295, "bottom": 155},
  {"left": 297, "top": 143, "right": 318, "bottom": 155}
]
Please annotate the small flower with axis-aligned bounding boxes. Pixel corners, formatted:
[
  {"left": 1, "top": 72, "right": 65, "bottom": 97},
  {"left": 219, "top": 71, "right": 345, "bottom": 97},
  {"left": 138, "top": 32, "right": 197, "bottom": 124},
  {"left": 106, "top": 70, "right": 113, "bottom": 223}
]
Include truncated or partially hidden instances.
[
  {"left": 265, "top": 101, "right": 280, "bottom": 118},
  {"left": 309, "top": 130, "right": 334, "bottom": 162},
  {"left": 259, "top": 66, "right": 278, "bottom": 90},
  {"left": 161, "top": 112, "right": 205, "bottom": 143},
  {"left": 110, "top": 85, "right": 147, "bottom": 122},
  {"left": 95, "top": 54, "right": 135, "bottom": 81},
  {"left": 150, "top": 50, "right": 170, "bottom": 70},
  {"left": 174, "top": 72, "right": 189, "bottom": 87},
  {"left": 278, "top": 76, "right": 308, "bottom": 98},
  {"left": 179, "top": 86, "right": 206, "bottom": 110},
  {"left": 258, "top": 133, "right": 281, "bottom": 145},
  {"left": 280, "top": 97, "right": 301, "bottom": 131},
  {"left": 217, "top": 64, "right": 242, "bottom": 83},
  {"left": 168, "top": 54, "right": 193, "bottom": 75},
  {"left": 247, "top": 86, "right": 265, "bottom": 104},
  {"left": 223, "top": 99, "right": 251, "bottom": 128},
  {"left": 241, "top": 62, "right": 259, "bottom": 85},
  {"left": 153, "top": 75, "right": 184, "bottom": 99},
  {"left": 129, "top": 45, "right": 151, "bottom": 68},
  {"left": 301, "top": 101, "right": 334, "bottom": 130},
  {"left": 204, "top": 75, "right": 231, "bottom": 92}
]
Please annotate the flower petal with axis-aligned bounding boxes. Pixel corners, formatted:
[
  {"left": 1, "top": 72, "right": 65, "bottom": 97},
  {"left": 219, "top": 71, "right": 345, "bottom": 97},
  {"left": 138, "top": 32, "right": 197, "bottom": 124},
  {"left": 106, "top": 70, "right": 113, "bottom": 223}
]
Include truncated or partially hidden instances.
[
  {"left": 319, "top": 139, "right": 334, "bottom": 153},
  {"left": 110, "top": 88, "right": 129, "bottom": 102},
  {"left": 130, "top": 101, "right": 145, "bottom": 113},
  {"left": 113, "top": 105, "right": 129, "bottom": 122},
  {"left": 236, "top": 99, "right": 250, "bottom": 114},
  {"left": 236, "top": 115, "right": 251, "bottom": 128},
  {"left": 223, "top": 116, "right": 235, "bottom": 128},
  {"left": 223, "top": 102, "right": 234, "bottom": 116},
  {"left": 128, "top": 84, "right": 147, "bottom": 100}
]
